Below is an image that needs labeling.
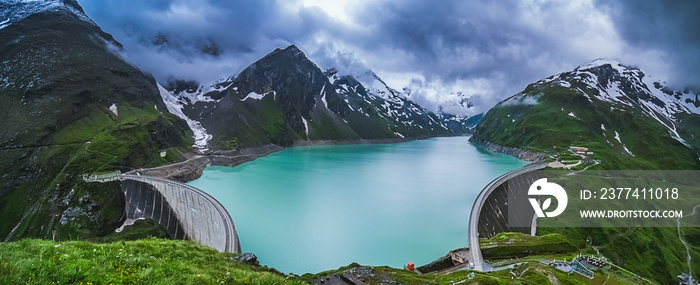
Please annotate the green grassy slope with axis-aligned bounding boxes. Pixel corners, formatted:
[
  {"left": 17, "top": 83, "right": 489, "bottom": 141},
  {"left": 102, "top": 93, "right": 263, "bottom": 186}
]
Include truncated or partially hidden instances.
[
  {"left": 0, "top": 238, "right": 301, "bottom": 285},
  {"left": 0, "top": 10, "right": 192, "bottom": 242},
  {"left": 473, "top": 83, "right": 700, "bottom": 170},
  {"left": 301, "top": 260, "right": 637, "bottom": 285},
  {"left": 0, "top": 236, "right": 644, "bottom": 285},
  {"left": 677, "top": 112, "right": 700, "bottom": 156},
  {"left": 480, "top": 232, "right": 578, "bottom": 260}
]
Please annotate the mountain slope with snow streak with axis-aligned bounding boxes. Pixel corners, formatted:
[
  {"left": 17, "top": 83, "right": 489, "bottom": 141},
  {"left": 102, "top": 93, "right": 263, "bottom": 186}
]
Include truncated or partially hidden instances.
[
  {"left": 324, "top": 68, "right": 451, "bottom": 137},
  {"left": 158, "top": 84, "right": 212, "bottom": 151},
  {"left": 473, "top": 59, "right": 700, "bottom": 170},
  {"left": 535, "top": 59, "right": 700, "bottom": 141},
  {"left": 160, "top": 45, "right": 455, "bottom": 149},
  {"left": 0, "top": 0, "right": 96, "bottom": 30}
]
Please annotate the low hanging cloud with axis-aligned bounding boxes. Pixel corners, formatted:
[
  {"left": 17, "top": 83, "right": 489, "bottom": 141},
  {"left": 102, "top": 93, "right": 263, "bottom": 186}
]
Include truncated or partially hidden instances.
[
  {"left": 79, "top": 0, "right": 700, "bottom": 114},
  {"left": 595, "top": 0, "right": 700, "bottom": 89},
  {"left": 80, "top": 0, "right": 327, "bottom": 83}
]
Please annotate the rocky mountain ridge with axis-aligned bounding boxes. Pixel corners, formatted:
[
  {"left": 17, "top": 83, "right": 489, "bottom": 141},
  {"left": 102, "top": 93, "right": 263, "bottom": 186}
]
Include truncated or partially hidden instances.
[{"left": 159, "top": 45, "right": 459, "bottom": 150}]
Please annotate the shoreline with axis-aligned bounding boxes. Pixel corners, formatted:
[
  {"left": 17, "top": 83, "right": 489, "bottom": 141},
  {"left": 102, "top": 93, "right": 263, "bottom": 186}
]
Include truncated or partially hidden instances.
[
  {"left": 468, "top": 137, "right": 545, "bottom": 162},
  {"left": 129, "top": 136, "right": 448, "bottom": 183}
]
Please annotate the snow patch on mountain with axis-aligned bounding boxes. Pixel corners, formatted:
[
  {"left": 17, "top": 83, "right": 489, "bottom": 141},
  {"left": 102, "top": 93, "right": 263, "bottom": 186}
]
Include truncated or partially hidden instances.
[
  {"left": 609, "top": 130, "right": 635, "bottom": 156},
  {"left": 614, "top": 131, "right": 622, "bottom": 143},
  {"left": 157, "top": 84, "right": 212, "bottom": 151},
  {"left": 325, "top": 68, "right": 453, "bottom": 134},
  {"left": 166, "top": 78, "right": 232, "bottom": 104},
  {"left": 109, "top": 103, "right": 118, "bottom": 116},
  {"left": 535, "top": 58, "right": 700, "bottom": 145},
  {"left": 343, "top": 69, "right": 404, "bottom": 104},
  {"left": 575, "top": 59, "right": 627, "bottom": 74},
  {"left": 320, "top": 84, "right": 328, "bottom": 109},
  {"left": 241, "top": 91, "right": 266, "bottom": 101},
  {"left": 0, "top": 18, "right": 10, "bottom": 29},
  {"left": 301, "top": 117, "right": 309, "bottom": 138},
  {"left": 622, "top": 145, "right": 634, "bottom": 156}
]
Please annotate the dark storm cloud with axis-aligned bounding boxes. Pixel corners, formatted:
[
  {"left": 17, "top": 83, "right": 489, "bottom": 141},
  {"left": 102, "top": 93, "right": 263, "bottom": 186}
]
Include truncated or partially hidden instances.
[
  {"left": 325, "top": 0, "right": 623, "bottom": 110},
  {"left": 78, "top": 0, "right": 699, "bottom": 114},
  {"left": 79, "top": 0, "right": 330, "bottom": 83},
  {"left": 595, "top": 0, "right": 700, "bottom": 88}
]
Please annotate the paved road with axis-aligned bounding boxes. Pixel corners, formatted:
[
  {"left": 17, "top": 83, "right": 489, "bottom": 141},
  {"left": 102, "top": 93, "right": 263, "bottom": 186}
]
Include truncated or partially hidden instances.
[{"left": 467, "top": 163, "right": 547, "bottom": 271}]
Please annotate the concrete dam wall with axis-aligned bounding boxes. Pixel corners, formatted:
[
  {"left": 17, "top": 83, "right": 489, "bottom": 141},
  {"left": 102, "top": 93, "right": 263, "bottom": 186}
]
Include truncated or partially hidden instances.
[
  {"left": 476, "top": 167, "right": 544, "bottom": 239},
  {"left": 467, "top": 163, "right": 547, "bottom": 271},
  {"left": 118, "top": 175, "right": 240, "bottom": 253}
]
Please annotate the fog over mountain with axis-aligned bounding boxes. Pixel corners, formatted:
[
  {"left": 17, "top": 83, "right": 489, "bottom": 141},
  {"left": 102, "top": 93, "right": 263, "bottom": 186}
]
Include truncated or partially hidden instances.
[{"left": 79, "top": 0, "right": 700, "bottom": 115}]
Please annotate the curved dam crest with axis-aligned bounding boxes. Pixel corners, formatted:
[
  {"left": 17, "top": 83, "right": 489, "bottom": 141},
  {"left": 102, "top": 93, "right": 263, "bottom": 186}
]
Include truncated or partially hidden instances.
[{"left": 85, "top": 173, "right": 240, "bottom": 253}]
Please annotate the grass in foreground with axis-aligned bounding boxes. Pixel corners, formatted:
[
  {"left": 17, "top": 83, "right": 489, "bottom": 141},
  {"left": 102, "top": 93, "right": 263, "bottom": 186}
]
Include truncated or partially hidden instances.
[
  {"left": 0, "top": 238, "right": 302, "bottom": 285},
  {"left": 302, "top": 261, "right": 641, "bottom": 285},
  {"left": 480, "top": 232, "right": 578, "bottom": 260},
  {"left": 0, "top": 237, "right": 648, "bottom": 285}
]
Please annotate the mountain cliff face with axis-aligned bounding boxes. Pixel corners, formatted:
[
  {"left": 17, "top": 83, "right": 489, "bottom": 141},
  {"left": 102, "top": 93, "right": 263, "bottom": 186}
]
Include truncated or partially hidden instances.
[
  {"left": 473, "top": 59, "right": 700, "bottom": 170},
  {"left": 161, "top": 45, "right": 454, "bottom": 149},
  {"left": 0, "top": 0, "right": 192, "bottom": 241},
  {"left": 324, "top": 67, "right": 451, "bottom": 138},
  {"left": 325, "top": 68, "right": 481, "bottom": 134}
]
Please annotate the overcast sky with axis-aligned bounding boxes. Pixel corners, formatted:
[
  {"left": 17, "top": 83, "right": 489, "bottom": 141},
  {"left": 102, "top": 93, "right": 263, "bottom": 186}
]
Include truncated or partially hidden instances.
[{"left": 79, "top": 0, "right": 700, "bottom": 115}]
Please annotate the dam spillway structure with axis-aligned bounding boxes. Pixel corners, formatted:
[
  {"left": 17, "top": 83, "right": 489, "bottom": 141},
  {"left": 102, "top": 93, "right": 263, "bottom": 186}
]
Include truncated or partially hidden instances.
[{"left": 85, "top": 173, "right": 240, "bottom": 253}]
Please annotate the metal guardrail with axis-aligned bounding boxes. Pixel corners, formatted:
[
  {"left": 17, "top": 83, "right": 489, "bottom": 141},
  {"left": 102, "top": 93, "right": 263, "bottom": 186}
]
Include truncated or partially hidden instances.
[
  {"left": 81, "top": 171, "right": 121, "bottom": 182},
  {"left": 571, "top": 259, "right": 594, "bottom": 279}
]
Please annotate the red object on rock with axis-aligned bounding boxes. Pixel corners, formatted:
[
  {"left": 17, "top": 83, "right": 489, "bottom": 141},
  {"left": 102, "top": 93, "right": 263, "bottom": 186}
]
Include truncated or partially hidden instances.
[{"left": 407, "top": 262, "right": 415, "bottom": 271}]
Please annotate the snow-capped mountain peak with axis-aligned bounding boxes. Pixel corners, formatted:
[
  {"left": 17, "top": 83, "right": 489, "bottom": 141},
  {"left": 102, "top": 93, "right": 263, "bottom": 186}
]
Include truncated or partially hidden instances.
[
  {"left": 574, "top": 58, "right": 626, "bottom": 73},
  {"left": 326, "top": 68, "right": 404, "bottom": 104},
  {"left": 534, "top": 58, "right": 700, "bottom": 143},
  {"left": 0, "top": 0, "right": 96, "bottom": 30}
]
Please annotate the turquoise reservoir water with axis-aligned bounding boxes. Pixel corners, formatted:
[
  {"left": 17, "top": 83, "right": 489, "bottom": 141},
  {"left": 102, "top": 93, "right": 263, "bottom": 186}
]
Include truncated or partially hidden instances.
[{"left": 188, "top": 136, "right": 527, "bottom": 274}]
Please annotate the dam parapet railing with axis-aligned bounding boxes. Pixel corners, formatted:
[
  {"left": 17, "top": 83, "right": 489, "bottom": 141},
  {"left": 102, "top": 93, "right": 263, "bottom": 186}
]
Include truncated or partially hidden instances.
[
  {"left": 82, "top": 171, "right": 121, "bottom": 182},
  {"left": 84, "top": 173, "right": 240, "bottom": 253}
]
